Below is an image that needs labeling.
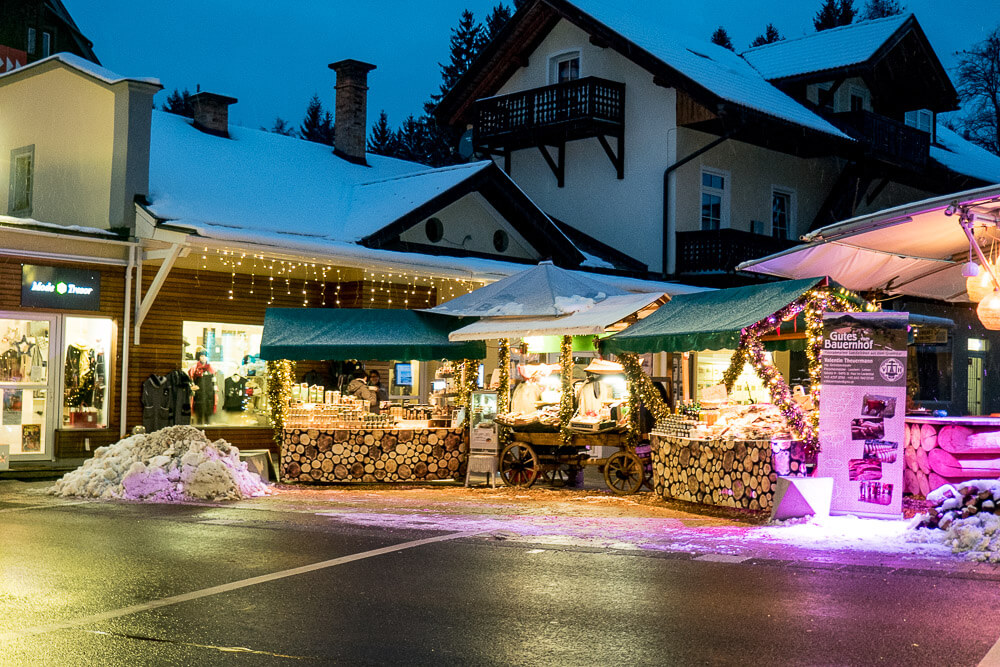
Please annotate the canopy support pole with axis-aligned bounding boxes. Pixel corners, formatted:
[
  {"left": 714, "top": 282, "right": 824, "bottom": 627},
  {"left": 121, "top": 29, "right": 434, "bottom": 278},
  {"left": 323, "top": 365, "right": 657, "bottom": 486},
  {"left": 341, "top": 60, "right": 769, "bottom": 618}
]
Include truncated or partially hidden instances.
[{"left": 961, "top": 217, "right": 1000, "bottom": 292}]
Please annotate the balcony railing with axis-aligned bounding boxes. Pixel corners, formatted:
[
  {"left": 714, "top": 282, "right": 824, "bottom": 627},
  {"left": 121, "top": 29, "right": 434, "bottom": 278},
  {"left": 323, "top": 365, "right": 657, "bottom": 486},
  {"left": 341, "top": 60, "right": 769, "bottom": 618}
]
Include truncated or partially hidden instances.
[
  {"left": 676, "top": 229, "right": 799, "bottom": 275},
  {"left": 834, "top": 110, "right": 929, "bottom": 168},
  {"left": 473, "top": 76, "right": 625, "bottom": 151}
]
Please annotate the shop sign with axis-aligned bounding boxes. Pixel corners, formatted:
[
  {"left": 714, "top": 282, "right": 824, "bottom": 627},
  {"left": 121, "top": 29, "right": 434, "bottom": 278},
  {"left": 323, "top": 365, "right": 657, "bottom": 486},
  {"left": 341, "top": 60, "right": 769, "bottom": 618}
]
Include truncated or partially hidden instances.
[
  {"left": 817, "top": 312, "right": 908, "bottom": 518},
  {"left": 21, "top": 264, "right": 101, "bottom": 311}
]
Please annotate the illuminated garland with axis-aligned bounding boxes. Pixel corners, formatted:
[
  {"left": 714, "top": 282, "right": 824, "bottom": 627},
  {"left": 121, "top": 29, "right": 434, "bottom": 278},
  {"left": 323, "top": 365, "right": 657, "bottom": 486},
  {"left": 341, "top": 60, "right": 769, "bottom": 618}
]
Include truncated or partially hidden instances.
[
  {"left": 742, "top": 331, "right": 815, "bottom": 450},
  {"left": 721, "top": 346, "right": 748, "bottom": 393},
  {"left": 266, "top": 359, "right": 295, "bottom": 446},
  {"left": 497, "top": 339, "right": 511, "bottom": 444},
  {"left": 618, "top": 352, "right": 671, "bottom": 446},
  {"left": 559, "top": 335, "right": 574, "bottom": 444},
  {"left": 457, "top": 358, "right": 480, "bottom": 416}
]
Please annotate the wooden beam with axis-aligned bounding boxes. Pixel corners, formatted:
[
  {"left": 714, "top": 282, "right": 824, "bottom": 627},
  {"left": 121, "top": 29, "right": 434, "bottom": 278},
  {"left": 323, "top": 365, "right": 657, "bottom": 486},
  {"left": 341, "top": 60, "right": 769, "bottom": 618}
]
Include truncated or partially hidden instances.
[
  {"left": 537, "top": 143, "right": 565, "bottom": 188},
  {"left": 135, "top": 242, "right": 182, "bottom": 342}
]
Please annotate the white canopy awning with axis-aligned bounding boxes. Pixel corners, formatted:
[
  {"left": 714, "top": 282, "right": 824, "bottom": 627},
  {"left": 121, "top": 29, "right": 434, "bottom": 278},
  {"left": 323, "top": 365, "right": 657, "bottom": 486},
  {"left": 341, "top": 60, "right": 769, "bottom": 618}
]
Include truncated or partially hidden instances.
[
  {"left": 448, "top": 292, "right": 666, "bottom": 341},
  {"left": 738, "top": 184, "right": 1000, "bottom": 301}
]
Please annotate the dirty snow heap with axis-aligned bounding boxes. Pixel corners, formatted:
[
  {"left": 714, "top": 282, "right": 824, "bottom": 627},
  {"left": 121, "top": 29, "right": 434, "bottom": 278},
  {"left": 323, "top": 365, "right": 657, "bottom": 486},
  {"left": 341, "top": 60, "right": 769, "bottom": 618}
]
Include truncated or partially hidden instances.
[
  {"left": 49, "top": 425, "right": 270, "bottom": 502},
  {"left": 908, "top": 480, "right": 1000, "bottom": 562}
]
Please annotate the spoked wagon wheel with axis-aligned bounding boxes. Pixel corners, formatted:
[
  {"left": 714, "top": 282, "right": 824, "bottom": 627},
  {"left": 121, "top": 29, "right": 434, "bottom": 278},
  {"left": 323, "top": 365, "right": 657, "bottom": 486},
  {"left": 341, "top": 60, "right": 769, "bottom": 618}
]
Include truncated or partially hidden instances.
[
  {"left": 547, "top": 465, "right": 572, "bottom": 487},
  {"left": 500, "top": 442, "right": 540, "bottom": 488},
  {"left": 603, "top": 450, "right": 644, "bottom": 495}
]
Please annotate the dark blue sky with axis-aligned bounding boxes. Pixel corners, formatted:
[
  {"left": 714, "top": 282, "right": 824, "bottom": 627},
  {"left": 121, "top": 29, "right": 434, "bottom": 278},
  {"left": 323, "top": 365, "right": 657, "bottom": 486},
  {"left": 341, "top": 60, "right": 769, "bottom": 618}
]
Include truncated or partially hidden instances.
[{"left": 66, "top": 1, "right": 987, "bottom": 132}]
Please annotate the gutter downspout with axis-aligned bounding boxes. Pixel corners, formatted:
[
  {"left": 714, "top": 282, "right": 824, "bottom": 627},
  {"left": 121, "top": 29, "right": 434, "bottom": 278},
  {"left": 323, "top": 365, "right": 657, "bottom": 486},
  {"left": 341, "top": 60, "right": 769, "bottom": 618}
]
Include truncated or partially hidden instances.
[
  {"left": 120, "top": 244, "right": 136, "bottom": 438},
  {"left": 661, "top": 125, "right": 742, "bottom": 277}
]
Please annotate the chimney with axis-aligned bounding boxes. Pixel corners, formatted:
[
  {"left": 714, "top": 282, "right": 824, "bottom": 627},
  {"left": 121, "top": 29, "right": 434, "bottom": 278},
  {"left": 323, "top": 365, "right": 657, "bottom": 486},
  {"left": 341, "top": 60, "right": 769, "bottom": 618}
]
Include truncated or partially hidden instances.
[
  {"left": 190, "top": 91, "right": 238, "bottom": 138},
  {"left": 328, "top": 59, "right": 376, "bottom": 165}
]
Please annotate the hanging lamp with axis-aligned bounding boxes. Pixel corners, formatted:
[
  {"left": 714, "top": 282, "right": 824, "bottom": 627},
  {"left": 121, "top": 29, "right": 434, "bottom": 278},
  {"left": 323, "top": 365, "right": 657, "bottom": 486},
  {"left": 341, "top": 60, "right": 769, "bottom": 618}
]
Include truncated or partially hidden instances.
[
  {"left": 977, "top": 290, "right": 1000, "bottom": 330},
  {"left": 967, "top": 263, "right": 996, "bottom": 302}
]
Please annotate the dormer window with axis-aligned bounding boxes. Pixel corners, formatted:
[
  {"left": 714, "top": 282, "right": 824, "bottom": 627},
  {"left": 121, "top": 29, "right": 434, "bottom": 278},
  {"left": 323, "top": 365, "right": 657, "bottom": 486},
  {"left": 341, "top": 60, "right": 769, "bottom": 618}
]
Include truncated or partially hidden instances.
[{"left": 549, "top": 51, "right": 580, "bottom": 84}]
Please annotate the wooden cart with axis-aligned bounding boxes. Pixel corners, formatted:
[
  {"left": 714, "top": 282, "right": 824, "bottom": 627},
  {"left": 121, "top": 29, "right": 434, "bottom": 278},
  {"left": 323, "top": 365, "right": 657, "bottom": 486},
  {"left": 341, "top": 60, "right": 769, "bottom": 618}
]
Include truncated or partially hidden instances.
[{"left": 498, "top": 430, "right": 653, "bottom": 495}]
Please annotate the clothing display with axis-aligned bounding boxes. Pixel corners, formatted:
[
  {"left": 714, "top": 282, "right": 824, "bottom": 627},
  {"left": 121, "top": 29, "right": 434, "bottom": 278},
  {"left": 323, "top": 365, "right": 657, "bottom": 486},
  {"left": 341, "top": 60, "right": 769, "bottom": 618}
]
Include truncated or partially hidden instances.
[
  {"left": 65, "top": 343, "right": 98, "bottom": 408},
  {"left": 223, "top": 375, "right": 247, "bottom": 412},
  {"left": 141, "top": 371, "right": 195, "bottom": 432},
  {"left": 189, "top": 360, "right": 216, "bottom": 423}
]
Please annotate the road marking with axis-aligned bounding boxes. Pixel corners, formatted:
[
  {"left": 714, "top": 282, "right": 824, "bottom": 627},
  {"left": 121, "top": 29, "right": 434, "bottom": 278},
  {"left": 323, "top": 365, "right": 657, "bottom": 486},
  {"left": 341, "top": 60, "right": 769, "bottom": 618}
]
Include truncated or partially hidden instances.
[
  {"left": 0, "top": 501, "right": 88, "bottom": 514},
  {"left": 0, "top": 530, "right": 479, "bottom": 642},
  {"left": 693, "top": 553, "right": 750, "bottom": 563}
]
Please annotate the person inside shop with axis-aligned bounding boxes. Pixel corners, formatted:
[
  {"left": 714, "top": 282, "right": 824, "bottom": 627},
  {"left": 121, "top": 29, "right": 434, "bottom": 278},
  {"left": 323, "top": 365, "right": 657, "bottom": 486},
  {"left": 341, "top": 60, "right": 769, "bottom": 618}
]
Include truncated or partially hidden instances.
[
  {"left": 347, "top": 369, "right": 379, "bottom": 412},
  {"left": 368, "top": 370, "right": 389, "bottom": 407}
]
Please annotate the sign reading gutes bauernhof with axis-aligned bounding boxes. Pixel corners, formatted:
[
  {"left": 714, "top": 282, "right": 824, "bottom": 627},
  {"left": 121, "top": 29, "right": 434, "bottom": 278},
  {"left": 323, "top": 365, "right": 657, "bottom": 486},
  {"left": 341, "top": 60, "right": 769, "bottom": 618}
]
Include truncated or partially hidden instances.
[
  {"left": 21, "top": 264, "right": 101, "bottom": 311},
  {"left": 817, "top": 312, "right": 908, "bottom": 518}
]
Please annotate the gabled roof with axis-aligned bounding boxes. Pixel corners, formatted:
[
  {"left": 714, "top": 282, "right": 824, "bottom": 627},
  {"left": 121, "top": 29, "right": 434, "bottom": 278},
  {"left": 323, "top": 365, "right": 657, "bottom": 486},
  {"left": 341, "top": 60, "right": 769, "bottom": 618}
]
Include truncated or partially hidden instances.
[
  {"left": 146, "top": 111, "right": 584, "bottom": 266},
  {"left": 437, "top": 0, "right": 850, "bottom": 141},
  {"left": 741, "top": 14, "right": 908, "bottom": 81},
  {"left": 0, "top": 52, "right": 160, "bottom": 88},
  {"left": 45, "top": 0, "right": 99, "bottom": 63}
]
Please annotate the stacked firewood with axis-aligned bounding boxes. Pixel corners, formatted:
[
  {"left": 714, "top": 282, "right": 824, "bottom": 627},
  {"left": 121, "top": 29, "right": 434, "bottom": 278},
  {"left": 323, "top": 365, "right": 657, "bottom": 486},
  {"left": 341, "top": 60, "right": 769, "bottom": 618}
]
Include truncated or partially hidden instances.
[
  {"left": 917, "top": 481, "right": 1000, "bottom": 530},
  {"left": 903, "top": 423, "right": 935, "bottom": 497}
]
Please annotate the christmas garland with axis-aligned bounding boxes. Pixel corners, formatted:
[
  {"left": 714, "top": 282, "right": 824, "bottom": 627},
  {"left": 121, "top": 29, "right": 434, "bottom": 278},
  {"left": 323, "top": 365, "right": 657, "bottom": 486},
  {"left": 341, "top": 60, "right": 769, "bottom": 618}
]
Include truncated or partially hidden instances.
[
  {"left": 266, "top": 359, "right": 295, "bottom": 446},
  {"left": 618, "top": 352, "right": 671, "bottom": 445},
  {"left": 497, "top": 339, "right": 512, "bottom": 444},
  {"left": 558, "top": 335, "right": 574, "bottom": 444},
  {"left": 457, "top": 358, "right": 479, "bottom": 417}
]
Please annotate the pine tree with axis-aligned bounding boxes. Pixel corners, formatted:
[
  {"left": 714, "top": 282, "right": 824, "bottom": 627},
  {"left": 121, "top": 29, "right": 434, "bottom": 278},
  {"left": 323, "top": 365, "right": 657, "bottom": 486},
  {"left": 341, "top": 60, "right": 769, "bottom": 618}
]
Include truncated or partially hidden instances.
[
  {"left": 162, "top": 88, "right": 194, "bottom": 117},
  {"left": 367, "top": 110, "right": 398, "bottom": 157},
  {"left": 394, "top": 115, "right": 431, "bottom": 164},
  {"left": 710, "top": 27, "right": 734, "bottom": 51},
  {"left": 750, "top": 24, "right": 784, "bottom": 47},
  {"left": 299, "top": 94, "right": 335, "bottom": 145},
  {"left": 483, "top": 4, "right": 512, "bottom": 43},
  {"left": 860, "top": 0, "right": 904, "bottom": 20},
  {"left": 429, "top": 10, "right": 484, "bottom": 110},
  {"left": 267, "top": 117, "right": 296, "bottom": 136},
  {"left": 814, "top": 0, "right": 855, "bottom": 31}
]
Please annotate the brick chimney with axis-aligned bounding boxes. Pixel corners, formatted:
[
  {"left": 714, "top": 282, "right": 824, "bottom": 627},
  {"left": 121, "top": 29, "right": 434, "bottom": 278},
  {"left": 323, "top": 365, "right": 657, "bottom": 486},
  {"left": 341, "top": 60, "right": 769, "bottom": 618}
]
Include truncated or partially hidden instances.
[
  {"left": 191, "top": 91, "right": 238, "bottom": 138},
  {"left": 328, "top": 59, "right": 376, "bottom": 165}
]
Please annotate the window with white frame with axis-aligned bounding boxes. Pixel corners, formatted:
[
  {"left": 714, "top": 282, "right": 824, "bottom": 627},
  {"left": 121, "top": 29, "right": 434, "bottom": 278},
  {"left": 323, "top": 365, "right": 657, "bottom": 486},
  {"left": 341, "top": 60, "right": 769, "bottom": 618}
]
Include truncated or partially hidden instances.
[
  {"left": 9, "top": 145, "right": 34, "bottom": 217},
  {"left": 41, "top": 32, "right": 51, "bottom": 58},
  {"left": 26, "top": 28, "right": 36, "bottom": 54},
  {"left": 700, "top": 169, "right": 727, "bottom": 231},
  {"left": 771, "top": 188, "right": 794, "bottom": 240},
  {"left": 905, "top": 109, "right": 935, "bottom": 141},
  {"left": 549, "top": 51, "right": 580, "bottom": 84}
]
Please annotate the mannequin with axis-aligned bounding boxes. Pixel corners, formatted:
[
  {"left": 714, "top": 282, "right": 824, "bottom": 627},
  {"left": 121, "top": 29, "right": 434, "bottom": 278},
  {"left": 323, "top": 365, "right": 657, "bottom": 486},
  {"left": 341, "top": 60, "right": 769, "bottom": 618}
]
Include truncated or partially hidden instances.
[{"left": 189, "top": 351, "right": 216, "bottom": 423}]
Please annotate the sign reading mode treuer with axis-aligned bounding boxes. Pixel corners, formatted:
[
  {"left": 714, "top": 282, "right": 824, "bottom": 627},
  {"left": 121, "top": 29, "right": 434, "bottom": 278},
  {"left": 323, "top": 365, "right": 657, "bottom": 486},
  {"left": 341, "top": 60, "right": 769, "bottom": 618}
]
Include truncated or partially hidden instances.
[{"left": 21, "top": 264, "right": 101, "bottom": 310}]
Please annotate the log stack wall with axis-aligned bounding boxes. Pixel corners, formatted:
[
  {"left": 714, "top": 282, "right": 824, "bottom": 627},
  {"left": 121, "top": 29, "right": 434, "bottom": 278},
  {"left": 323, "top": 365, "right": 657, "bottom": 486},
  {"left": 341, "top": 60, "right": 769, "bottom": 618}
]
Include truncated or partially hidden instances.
[
  {"left": 282, "top": 427, "right": 468, "bottom": 482},
  {"left": 649, "top": 435, "right": 778, "bottom": 511}
]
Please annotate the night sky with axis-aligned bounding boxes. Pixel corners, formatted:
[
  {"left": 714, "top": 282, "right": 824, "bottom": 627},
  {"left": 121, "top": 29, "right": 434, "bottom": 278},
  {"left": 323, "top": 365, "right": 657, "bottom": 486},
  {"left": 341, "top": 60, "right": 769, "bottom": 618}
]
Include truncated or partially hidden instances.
[{"left": 65, "top": 1, "right": 989, "bottom": 132}]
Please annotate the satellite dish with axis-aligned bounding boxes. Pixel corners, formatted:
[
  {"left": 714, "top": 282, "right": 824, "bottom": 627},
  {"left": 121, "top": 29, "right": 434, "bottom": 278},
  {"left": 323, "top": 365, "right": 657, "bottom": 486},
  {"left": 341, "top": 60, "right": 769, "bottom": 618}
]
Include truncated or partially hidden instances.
[{"left": 458, "top": 129, "right": 474, "bottom": 159}]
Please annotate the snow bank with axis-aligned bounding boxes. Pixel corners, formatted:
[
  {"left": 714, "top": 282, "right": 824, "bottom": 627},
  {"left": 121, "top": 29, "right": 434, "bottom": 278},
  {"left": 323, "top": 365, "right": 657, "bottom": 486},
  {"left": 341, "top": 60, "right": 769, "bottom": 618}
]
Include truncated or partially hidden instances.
[
  {"left": 908, "top": 479, "right": 1000, "bottom": 561},
  {"left": 49, "top": 426, "right": 270, "bottom": 502}
]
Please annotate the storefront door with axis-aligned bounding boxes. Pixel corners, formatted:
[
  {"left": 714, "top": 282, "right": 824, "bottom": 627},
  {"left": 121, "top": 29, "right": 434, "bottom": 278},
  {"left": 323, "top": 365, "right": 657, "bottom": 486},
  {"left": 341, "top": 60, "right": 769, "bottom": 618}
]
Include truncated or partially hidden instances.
[
  {"left": 968, "top": 338, "right": 988, "bottom": 415},
  {"left": 0, "top": 313, "right": 57, "bottom": 459}
]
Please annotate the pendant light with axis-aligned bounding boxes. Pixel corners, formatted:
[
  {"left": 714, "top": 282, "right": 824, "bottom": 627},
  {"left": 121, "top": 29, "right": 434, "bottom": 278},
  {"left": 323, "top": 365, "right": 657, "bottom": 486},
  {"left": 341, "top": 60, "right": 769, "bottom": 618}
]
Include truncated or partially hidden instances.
[
  {"left": 967, "top": 265, "right": 995, "bottom": 303},
  {"left": 977, "top": 290, "right": 1000, "bottom": 330}
]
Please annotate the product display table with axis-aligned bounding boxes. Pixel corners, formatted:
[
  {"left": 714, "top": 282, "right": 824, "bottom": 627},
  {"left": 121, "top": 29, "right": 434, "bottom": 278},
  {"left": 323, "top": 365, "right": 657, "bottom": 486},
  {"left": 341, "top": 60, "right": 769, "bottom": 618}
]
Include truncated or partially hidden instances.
[
  {"left": 649, "top": 435, "right": 813, "bottom": 512},
  {"left": 281, "top": 426, "right": 468, "bottom": 483}
]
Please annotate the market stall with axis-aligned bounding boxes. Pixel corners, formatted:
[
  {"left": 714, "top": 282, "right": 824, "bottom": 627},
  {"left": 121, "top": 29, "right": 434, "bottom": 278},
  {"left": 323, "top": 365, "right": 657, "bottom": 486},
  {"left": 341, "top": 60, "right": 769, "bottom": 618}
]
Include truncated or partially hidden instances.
[
  {"left": 602, "top": 277, "right": 874, "bottom": 511},
  {"left": 431, "top": 261, "right": 673, "bottom": 493},
  {"left": 260, "top": 307, "right": 485, "bottom": 483}
]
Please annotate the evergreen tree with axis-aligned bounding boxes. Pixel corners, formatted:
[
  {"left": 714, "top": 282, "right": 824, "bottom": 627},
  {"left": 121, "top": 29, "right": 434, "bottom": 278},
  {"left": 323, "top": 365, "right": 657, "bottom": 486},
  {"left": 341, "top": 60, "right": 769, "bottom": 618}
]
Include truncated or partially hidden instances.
[
  {"left": 266, "top": 117, "right": 296, "bottom": 136},
  {"left": 483, "top": 4, "right": 512, "bottom": 43},
  {"left": 299, "top": 94, "right": 335, "bottom": 145},
  {"left": 814, "top": 0, "right": 855, "bottom": 31},
  {"left": 394, "top": 115, "right": 431, "bottom": 163},
  {"left": 162, "top": 88, "right": 194, "bottom": 117},
  {"left": 710, "top": 27, "right": 734, "bottom": 51},
  {"left": 367, "top": 110, "right": 398, "bottom": 157},
  {"left": 860, "top": 0, "right": 904, "bottom": 20},
  {"left": 750, "top": 24, "right": 784, "bottom": 47},
  {"left": 429, "top": 10, "right": 484, "bottom": 111}
]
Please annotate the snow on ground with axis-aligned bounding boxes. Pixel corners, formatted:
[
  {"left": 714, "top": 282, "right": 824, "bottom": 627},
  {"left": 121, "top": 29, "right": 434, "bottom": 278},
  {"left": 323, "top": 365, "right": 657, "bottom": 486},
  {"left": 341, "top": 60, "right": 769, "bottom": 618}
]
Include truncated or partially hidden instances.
[{"left": 49, "top": 426, "right": 269, "bottom": 502}]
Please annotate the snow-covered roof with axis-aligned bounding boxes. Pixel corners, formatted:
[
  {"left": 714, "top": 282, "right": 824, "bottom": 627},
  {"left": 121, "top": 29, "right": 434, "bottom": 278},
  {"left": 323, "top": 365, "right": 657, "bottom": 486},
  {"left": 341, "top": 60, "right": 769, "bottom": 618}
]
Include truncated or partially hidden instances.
[
  {"left": 568, "top": 0, "right": 851, "bottom": 139},
  {"left": 0, "top": 51, "right": 160, "bottom": 87},
  {"left": 0, "top": 213, "right": 120, "bottom": 237},
  {"left": 931, "top": 125, "right": 1000, "bottom": 184},
  {"left": 741, "top": 14, "right": 909, "bottom": 81}
]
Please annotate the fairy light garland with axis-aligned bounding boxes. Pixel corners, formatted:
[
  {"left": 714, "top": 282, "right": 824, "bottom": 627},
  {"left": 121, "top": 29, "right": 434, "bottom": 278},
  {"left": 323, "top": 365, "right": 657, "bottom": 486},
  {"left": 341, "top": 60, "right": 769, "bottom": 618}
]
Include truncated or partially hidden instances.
[
  {"left": 266, "top": 359, "right": 295, "bottom": 446},
  {"left": 558, "top": 335, "right": 574, "bottom": 444},
  {"left": 618, "top": 352, "right": 670, "bottom": 423}
]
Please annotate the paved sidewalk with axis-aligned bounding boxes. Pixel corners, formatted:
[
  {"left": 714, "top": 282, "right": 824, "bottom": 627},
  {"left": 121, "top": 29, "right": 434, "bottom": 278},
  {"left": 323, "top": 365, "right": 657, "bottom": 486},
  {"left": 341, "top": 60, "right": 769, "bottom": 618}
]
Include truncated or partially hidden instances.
[{"left": 6, "top": 477, "right": 996, "bottom": 580}]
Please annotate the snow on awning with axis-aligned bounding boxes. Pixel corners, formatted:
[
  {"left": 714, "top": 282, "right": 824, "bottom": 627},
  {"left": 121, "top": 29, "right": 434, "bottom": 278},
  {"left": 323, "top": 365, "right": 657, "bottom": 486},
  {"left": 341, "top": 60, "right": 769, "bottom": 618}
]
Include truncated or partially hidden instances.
[
  {"left": 447, "top": 292, "right": 666, "bottom": 341},
  {"left": 738, "top": 184, "right": 1000, "bottom": 302}
]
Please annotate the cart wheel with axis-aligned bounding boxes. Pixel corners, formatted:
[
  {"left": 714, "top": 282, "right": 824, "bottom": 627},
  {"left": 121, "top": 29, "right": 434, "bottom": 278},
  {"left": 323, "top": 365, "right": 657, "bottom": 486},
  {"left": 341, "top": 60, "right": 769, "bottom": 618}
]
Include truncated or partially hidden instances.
[
  {"left": 548, "top": 465, "right": 577, "bottom": 488},
  {"left": 604, "top": 451, "right": 644, "bottom": 495},
  {"left": 500, "top": 442, "right": 539, "bottom": 488}
]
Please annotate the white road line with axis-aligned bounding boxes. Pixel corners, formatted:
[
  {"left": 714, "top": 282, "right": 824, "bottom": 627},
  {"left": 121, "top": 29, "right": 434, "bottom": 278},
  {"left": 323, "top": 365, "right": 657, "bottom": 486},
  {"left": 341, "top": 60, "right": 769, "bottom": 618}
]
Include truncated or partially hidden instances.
[
  {"left": 693, "top": 553, "right": 749, "bottom": 563},
  {"left": 0, "top": 530, "right": 479, "bottom": 643},
  {"left": 979, "top": 635, "right": 1000, "bottom": 666},
  {"left": 0, "top": 501, "right": 88, "bottom": 514}
]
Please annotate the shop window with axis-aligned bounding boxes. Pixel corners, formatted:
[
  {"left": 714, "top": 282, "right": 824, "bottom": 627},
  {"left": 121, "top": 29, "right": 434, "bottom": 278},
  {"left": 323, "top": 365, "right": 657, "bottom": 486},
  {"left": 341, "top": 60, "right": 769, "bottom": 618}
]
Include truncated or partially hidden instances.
[
  {"left": 700, "top": 169, "right": 727, "bottom": 231},
  {"left": 0, "top": 317, "right": 50, "bottom": 454},
  {"left": 907, "top": 335, "right": 952, "bottom": 404},
  {"left": 63, "top": 317, "right": 112, "bottom": 429},
  {"left": 182, "top": 321, "right": 270, "bottom": 427},
  {"left": 9, "top": 145, "right": 34, "bottom": 217}
]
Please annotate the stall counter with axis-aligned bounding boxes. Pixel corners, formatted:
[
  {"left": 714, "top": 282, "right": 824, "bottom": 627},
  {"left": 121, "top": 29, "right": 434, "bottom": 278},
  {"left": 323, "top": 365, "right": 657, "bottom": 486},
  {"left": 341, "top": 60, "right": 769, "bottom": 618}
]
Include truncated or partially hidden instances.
[{"left": 282, "top": 426, "right": 468, "bottom": 483}]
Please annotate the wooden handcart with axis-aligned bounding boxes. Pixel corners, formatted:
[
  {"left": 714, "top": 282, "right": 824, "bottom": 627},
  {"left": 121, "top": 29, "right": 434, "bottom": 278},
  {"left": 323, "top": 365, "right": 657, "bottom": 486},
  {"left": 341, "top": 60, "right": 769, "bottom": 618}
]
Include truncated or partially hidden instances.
[{"left": 498, "top": 429, "right": 653, "bottom": 495}]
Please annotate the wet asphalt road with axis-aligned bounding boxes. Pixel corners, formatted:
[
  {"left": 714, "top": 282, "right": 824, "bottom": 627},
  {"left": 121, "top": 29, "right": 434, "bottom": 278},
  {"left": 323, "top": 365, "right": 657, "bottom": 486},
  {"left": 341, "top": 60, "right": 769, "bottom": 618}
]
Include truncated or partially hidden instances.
[{"left": 3, "top": 499, "right": 1000, "bottom": 666}]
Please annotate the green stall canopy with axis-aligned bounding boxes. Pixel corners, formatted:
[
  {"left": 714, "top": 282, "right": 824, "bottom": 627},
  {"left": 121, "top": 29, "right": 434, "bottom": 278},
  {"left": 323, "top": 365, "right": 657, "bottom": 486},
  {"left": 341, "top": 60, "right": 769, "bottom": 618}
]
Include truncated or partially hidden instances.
[
  {"left": 602, "top": 277, "right": 828, "bottom": 355},
  {"left": 260, "top": 308, "right": 485, "bottom": 361}
]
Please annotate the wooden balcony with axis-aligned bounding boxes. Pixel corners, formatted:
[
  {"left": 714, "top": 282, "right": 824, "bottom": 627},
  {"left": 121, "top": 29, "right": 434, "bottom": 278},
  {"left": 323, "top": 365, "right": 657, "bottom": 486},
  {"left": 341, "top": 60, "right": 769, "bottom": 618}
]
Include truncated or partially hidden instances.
[
  {"left": 676, "top": 229, "right": 798, "bottom": 276},
  {"left": 834, "top": 110, "right": 929, "bottom": 168},
  {"left": 473, "top": 77, "right": 625, "bottom": 185}
]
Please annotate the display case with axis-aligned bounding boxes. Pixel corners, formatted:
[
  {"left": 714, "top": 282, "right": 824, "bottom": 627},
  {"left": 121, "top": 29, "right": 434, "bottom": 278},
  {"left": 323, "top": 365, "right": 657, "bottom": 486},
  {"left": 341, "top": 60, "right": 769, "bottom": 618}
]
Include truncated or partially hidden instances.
[{"left": 470, "top": 390, "right": 498, "bottom": 452}]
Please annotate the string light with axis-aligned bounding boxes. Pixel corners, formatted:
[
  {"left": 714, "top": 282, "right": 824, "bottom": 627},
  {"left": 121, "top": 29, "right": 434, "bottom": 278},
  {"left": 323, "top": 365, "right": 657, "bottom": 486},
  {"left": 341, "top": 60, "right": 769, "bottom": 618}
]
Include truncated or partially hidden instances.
[
  {"left": 559, "top": 335, "right": 574, "bottom": 444},
  {"left": 266, "top": 359, "right": 295, "bottom": 444}
]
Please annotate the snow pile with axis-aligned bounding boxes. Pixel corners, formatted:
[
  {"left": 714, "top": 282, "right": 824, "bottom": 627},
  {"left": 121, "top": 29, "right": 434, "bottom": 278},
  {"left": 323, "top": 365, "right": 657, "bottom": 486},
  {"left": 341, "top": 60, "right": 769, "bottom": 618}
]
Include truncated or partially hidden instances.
[
  {"left": 908, "top": 480, "right": 1000, "bottom": 561},
  {"left": 49, "top": 426, "right": 270, "bottom": 502},
  {"left": 554, "top": 293, "right": 601, "bottom": 314}
]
